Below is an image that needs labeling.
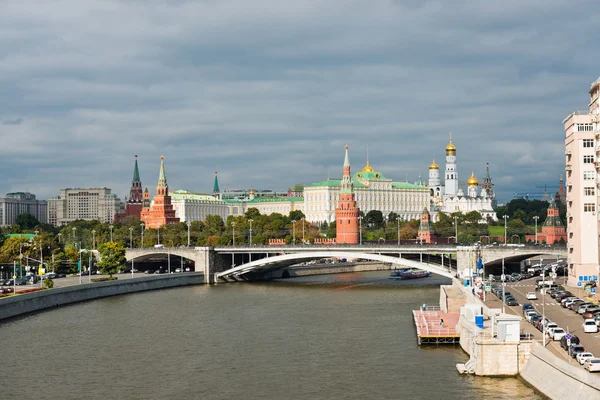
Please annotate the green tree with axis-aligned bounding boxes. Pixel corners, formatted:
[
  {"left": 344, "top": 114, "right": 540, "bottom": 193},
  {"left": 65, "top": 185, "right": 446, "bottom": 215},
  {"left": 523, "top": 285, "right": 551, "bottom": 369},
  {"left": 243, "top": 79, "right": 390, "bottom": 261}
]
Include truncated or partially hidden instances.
[
  {"left": 289, "top": 210, "right": 305, "bottom": 221},
  {"left": 464, "top": 211, "right": 482, "bottom": 225},
  {"left": 387, "top": 212, "right": 399, "bottom": 224},
  {"left": 326, "top": 221, "right": 337, "bottom": 238},
  {"left": 365, "top": 210, "right": 384, "bottom": 229},
  {"left": 245, "top": 208, "right": 261, "bottom": 219},
  {"left": 97, "top": 241, "right": 126, "bottom": 277},
  {"left": 16, "top": 213, "right": 40, "bottom": 230}
]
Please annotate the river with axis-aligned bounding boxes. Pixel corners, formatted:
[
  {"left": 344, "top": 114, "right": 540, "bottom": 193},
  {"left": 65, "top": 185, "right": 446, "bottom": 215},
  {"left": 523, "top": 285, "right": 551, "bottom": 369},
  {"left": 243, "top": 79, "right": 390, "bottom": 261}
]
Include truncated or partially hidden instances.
[{"left": 1, "top": 271, "right": 540, "bottom": 399}]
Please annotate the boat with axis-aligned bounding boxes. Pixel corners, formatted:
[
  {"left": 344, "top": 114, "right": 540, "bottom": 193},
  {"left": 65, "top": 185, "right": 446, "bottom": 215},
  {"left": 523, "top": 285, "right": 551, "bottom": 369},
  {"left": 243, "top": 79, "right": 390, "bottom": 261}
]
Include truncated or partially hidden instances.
[{"left": 389, "top": 269, "right": 431, "bottom": 280}]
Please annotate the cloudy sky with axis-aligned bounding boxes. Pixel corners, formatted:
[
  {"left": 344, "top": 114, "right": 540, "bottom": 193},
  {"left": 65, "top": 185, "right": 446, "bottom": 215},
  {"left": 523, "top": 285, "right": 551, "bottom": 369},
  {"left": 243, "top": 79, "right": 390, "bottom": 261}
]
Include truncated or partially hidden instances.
[{"left": 1, "top": 0, "right": 599, "bottom": 203}]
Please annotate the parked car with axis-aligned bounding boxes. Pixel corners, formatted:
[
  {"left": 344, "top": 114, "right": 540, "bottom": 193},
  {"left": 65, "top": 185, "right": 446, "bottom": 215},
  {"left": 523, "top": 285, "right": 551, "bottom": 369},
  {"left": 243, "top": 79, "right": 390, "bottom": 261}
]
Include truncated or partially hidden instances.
[
  {"left": 4, "top": 279, "right": 14, "bottom": 286},
  {"left": 525, "top": 311, "right": 538, "bottom": 323},
  {"left": 569, "top": 300, "right": 586, "bottom": 311},
  {"left": 556, "top": 292, "right": 573, "bottom": 301},
  {"left": 15, "top": 278, "right": 27, "bottom": 285},
  {"left": 565, "top": 298, "right": 582, "bottom": 308},
  {"left": 585, "top": 358, "right": 600, "bottom": 372},
  {"left": 577, "top": 352, "right": 595, "bottom": 365},
  {"left": 144, "top": 270, "right": 154, "bottom": 274},
  {"left": 551, "top": 328, "right": 567, "bottom": 341},
  {"left": 522, "top": 303, "right": 534, "bottom": 313},
  {"left": 569, "top": 344, "right": 586, "bottom": 358},
  {"left": 530, "top": 315, "right": 541, "bottom": 326},
  {"left": 526, "top": 292, "right": 537, "bottom": 300},
  {"left": 577, "top": 303, "right": 596, "bottom": 314},
  {"left": 505, "top": 297, "right": 519, "bottom": 306},
  {"left": 582, "top": 307, "right": 600, "bottom": 319},
  {"left": 560, "top": 335, "right": 580, "bottom": 350},
  {"left": 583, "top": 319, "right": 599, "bottom": 333},
  {"left": 545, "top": 323, "right": 558, "bottom": 335}
]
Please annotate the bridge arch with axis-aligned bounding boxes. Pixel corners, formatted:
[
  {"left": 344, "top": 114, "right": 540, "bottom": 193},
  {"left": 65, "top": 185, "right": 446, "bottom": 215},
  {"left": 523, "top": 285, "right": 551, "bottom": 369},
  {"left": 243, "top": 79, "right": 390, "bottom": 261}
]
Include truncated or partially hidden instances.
[{"left": 216, "top": 251, "right": 455, "bottom": 280}]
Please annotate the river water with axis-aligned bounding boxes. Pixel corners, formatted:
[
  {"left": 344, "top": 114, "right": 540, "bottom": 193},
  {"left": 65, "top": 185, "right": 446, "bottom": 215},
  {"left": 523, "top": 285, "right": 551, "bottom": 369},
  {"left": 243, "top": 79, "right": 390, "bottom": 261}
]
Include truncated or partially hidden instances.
[{"left": 1, "top": 271, "right": 540, "bottom": 400}]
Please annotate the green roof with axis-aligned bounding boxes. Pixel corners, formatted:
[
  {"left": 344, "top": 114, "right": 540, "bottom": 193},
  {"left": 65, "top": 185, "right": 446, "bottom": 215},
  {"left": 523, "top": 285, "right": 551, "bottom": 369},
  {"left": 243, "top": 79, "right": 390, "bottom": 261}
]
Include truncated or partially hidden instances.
[
  {"left": 307, "top": 178, "right": 425, "bottom": 190},
  {"left": 171, "top": 190, "right": 223, "bottom": 202},
  {"left": 224, "top": 196, "right": 304, "bottom": 204},
  {"left": 354, "top": 171, "right": 388, "bottom": 181},
  {"left": 391, "top": 182, "right": 427, "bottom": 189},
  {"left": 307, "top": 179, "right": 367, "bottom": 189},
  {"left": 5, "top": 233, "right": 37, "bottom": 240}
]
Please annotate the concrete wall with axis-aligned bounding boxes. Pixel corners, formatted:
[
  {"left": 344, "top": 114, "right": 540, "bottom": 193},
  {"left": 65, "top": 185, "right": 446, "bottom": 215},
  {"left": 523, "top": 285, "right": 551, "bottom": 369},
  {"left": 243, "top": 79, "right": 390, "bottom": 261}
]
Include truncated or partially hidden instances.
[
  {"left": 439, "top": 284, "right": 465, "bottom": 313},
  {"left": 257, "top": 262, "right": 391, "bottom": 279},
  {"left": 520, "top": 341, "right": 600, "bottom": 399},
  {"left": 0, "top": 273, "right": 205, "bottom": 321}
]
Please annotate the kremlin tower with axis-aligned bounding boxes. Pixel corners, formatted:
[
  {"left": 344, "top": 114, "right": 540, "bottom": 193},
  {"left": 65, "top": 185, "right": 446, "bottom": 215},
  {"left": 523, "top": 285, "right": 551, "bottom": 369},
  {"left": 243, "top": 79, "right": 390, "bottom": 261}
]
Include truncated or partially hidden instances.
[
  {"left": 124, "top": 155, "right": 144, "bottom": 219},
  {"left": 335, "top": 146, "right": 360, "bottom": 244},
  {"left": 418, "top": 207, "right": 436, "bottom": 244},
  {"left": 140, "top": 156, "right": 180, "bottom": 229}
]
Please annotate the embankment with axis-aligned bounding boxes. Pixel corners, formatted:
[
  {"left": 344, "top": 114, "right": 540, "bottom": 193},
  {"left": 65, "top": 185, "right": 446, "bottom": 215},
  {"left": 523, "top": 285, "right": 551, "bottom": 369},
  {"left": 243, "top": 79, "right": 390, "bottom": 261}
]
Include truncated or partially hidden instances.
[
  {"left": 0, "top": 273, "right": 205, "bottom": 321},
  {"left": 520, "top": 341, "right": 600, "bottom": 399}
]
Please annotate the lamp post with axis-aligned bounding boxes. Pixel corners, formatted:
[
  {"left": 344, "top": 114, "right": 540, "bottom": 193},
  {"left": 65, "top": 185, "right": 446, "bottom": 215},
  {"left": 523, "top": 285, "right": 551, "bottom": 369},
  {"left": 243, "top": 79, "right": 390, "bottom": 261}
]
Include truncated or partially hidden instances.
[
  {"left": 533, "top": 216, "right": 539, "bottom": 245},
  {"left": 109, "top": 224, "right": 113, "bottom": 242},
  {"left": 140, "top": 223, "right": 144, "bottom": 248},
  {"left": 78, "top": 242, "right": 82, "bottom": 285},
  {"left": 397, "top": 219, "right": 400, "bottom": 246},
  {"left": 292, "top": 220, "right": 296, "bottom": 245},
  {"left": 248, "top": 219, "right": 253, "bottom": 245},
  {"left": 503, "top": 215, "right": 509, "bottom": 245},
  {"left": 359, "top": 216, "right": 362, "bottom": 245},
  {"left": 454, "top": 216, "right": 458, "bottom": 244},
  {"left": 57, "top": 233, "right": 62, "bottom": 244},
  {"left": 187, "top": 221, "right": 191, "bottom": 247},
  {"left": 72, "top": 227, "right": 77, "bottom": 244},
  {"left": 502, "top": 256, "right": 506, "bottom": 315},
  {"left": 92, "top": 229, "right": 96, "bottom": 250},
  {"left": 302, "top": 218, "right": 305, "bottom": 244},
  {"left": 129, "top": 227, "right": 133, "bottom": 248},
  {"left": 542, "top": 269, "right": 546, "bottom": 346},
  {"left": 232, "top": 222, "right": 236, "bottom": 246}
]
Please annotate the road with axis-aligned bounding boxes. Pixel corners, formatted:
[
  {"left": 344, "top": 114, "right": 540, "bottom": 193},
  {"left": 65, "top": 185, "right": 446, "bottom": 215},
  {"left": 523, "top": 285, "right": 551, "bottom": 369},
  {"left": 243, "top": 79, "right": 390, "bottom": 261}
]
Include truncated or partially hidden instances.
[{"left": 484, "top": 276, "right": 600, "bottom": 368}]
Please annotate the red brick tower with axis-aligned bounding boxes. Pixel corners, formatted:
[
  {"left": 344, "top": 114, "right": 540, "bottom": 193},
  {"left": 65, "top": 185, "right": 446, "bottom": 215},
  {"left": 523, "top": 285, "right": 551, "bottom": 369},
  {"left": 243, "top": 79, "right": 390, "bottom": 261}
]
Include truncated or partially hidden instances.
[
  {"left": 336, "top": 146, "right": 360, "bottom": 244},
  {"left": 124, "top": 155, "right": 144, "bottom": 219},
  {"left": 140, "top": 156, "right": 180, "bottom": 229},
  {"left": 541, "top": 201, "right": 567, "bottom": 244},
  {"left": 418, "top": 207, "right": 436, "bottom": 244}
]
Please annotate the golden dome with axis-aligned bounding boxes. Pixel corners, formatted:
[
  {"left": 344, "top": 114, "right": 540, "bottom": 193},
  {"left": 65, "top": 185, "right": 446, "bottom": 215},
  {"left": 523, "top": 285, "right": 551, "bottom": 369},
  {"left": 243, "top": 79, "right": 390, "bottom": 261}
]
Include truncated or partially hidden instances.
[
  {"left": 446, "top": 132, "right": 456, "bottom": 153},
  {"left": 249, "top": 189, "right": 255, "bottom": 195},
  {"left": 362, "top": 162, "right": 374, "bottom": 173},
  {"left": 429, "top": 160, "right": 439, "bottom": 170},
  {"left": 467, "top": 172, "right": 479, "bottom": 187}
]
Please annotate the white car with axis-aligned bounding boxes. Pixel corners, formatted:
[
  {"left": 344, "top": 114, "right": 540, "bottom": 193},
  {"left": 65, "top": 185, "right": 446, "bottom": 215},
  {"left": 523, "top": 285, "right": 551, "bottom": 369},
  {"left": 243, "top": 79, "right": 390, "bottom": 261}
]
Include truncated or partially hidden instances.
[
  {"left": 551, "top": 328, "right": 566, "bottom": 341},
  {"left": 585, "top": 358, "right": 600, "bottom": 372},
  {"left": 583, "top": 319, "right": 599, "bottom": 333},
  {"left": 525, "top": 311, "right": 538, "bottom": 323},
  {"left": 577, "top": 352, "right": 595, "bottom": 365},
  {"left": 526, "top": 292, "right": 537, "bottom": 300},
  {"left": 545, "top": 323, "right": 558, "bottom": 335}
]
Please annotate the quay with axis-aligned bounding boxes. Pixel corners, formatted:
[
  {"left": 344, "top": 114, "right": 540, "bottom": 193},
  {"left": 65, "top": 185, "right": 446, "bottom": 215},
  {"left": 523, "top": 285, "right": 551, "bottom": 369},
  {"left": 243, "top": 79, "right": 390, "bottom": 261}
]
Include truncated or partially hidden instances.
[{"left": 412, "top": 308, "right": 460, "bottom": 345}]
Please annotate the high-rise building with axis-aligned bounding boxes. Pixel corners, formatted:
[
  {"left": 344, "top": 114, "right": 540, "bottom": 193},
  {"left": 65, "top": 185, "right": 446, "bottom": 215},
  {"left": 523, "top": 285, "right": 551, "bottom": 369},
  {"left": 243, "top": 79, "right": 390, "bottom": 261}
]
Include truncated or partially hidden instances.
[
  {"left": 47, "top": 188, "right": 120, "bottom": 226},
  {"left": 140, "top": 156, "right": 180, "bottom": 229},
  {"left": 124, "top": 155, "right": 144, "bottom": 219},
  {"left": 335, "top": 146, "right": 359, "bottom": 244},
  {"left": 0, "top": 192, "right": 47, "bottom": 227},
  {"left": 563, "top": 76, "right": 600, "bottom": 286}
]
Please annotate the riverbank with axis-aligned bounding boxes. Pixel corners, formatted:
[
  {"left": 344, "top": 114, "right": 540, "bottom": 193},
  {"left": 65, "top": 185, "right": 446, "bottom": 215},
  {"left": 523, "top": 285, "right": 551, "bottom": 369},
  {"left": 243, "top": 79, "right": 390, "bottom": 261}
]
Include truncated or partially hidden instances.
[{"left": 0, "top": 272, "right": 205, "bottom": 321}]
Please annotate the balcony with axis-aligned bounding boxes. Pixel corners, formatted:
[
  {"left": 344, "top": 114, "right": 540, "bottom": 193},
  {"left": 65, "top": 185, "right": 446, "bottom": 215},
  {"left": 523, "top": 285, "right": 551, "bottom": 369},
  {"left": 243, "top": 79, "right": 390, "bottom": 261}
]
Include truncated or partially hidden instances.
[
  {"left": 565, "top": 164, "right": 572, "bottom": 171},
  {"left": 566, "top": 149, "right": 572, "bottom": 156}
]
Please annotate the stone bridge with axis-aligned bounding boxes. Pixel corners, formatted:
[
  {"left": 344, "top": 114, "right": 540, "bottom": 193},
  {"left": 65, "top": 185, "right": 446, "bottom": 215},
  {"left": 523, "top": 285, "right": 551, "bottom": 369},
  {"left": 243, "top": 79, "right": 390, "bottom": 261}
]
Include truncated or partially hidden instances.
[{"left": 125, "top": 245, "right": 567, "bottom": 283}]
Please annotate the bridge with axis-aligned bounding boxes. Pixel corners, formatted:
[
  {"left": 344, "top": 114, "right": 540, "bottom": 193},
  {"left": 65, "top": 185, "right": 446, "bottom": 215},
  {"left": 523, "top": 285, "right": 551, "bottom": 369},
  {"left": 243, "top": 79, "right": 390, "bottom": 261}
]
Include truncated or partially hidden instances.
[{"left": 125, "top": 245, "right": 567, "bottom": 283}]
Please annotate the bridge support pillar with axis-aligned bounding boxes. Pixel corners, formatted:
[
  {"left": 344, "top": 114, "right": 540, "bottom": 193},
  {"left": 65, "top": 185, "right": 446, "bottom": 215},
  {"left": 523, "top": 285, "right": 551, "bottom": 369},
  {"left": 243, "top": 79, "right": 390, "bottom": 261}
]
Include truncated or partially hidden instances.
[{"left": 456, "top": 246, "right": 477, "bottom": 280}]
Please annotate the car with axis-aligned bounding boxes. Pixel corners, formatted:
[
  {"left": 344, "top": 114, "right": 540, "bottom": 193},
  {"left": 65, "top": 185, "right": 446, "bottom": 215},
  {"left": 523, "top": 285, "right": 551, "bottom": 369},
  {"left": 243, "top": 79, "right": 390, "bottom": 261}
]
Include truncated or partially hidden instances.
[
  {"left": 144, "top": 270, "right": 154, "bottom": 274},
  {"left": 577, "top": 352, "right": 595, "bottom": 365},
  {"left": 15, "top": 278, "right": 27, "bottom": 285},
  {"left": 582, "top": 307, "right": 600, "bottom": 319},
  {"left": 545, "top": 323, "right": 558, "bottom": 335},
  {"left": 577, "top": 303, "right": 596, "bottom": 314},
  {"left": 522, "top": 303, "right": 534, "bottom": 313},
  {"left": 560, "top": 335, "right": 580, "bottom": 350},
  {"left": 526, "top": 292, "right": 538, "bottom": 300},
  {"left": 530, "top": 315, "right": 541, "bottom": 326},
  {"left": 556, "top": 292, "right": 573, "bottom": 301},
  {"left": 537, "top": 318, "right": 550, "bottom": 331},
  {"left": 585, "top": 358, "right": 600, "bottom": 372},
  {"left": 525, "top": 312, "right": 539, "bottom": 323},
  {"left": 551, "top": 328, "right": 566, "bottom": 341},
  {"left": 565, "top": 298, "right": 582, "bottom": 309},
  {"left": 4, "top": 279, "right": 14, "bottom": 286},
  {"left": 569, "top": 344, "right": 586, "bottom": 358},
  {"left": 561, "top": 297, "right": 577, "bottom": 306},
  {"left": 175, "top": 268, "right": 182, "bottom": 273},
  {"left": 583, "top": 319, "right": 599, "bottom": 333},
  {"left": 585, "top": 281, "right": 597, "bottom": 289},
  {"left": 505, "top": 297, "right": 519, "bottom": 306},
  {"left": 569, "top": 300, "right": 585, "bottom": 311}
]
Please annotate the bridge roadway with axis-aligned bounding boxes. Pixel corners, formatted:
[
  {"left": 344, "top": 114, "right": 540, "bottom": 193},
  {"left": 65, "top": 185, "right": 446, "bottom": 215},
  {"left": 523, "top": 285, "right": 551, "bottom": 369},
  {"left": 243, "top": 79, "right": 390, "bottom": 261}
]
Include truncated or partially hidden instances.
[{"left": 125, "top": 245, "right": 567, "bottom": 283}]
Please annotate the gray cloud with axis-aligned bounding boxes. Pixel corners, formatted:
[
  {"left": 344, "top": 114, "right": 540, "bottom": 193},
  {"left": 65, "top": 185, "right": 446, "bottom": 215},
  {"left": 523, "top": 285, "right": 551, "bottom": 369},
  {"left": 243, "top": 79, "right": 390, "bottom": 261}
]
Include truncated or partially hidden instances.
[{"left": 0, "top": 0, "right": 598, "bottom": 203}]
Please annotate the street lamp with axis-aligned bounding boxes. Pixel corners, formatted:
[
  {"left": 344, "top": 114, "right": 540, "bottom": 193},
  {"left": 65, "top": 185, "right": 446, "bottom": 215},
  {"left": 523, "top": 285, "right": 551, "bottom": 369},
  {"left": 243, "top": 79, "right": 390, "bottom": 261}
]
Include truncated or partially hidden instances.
[
  {"left": 57, "top": 233, "right": 62, "bottom": 244},
  {"left": 503, "top": 215, "right": 509, "bottom": 245},
  {"left": 72, "top": 227, "right": 77, "bottom": 244},
  {"left": 358, "top": 216, "right": 363, "bottom": 245},
  {"left": 397, "top": 219, "right": 400, "bottom": 246},
  {"left": 248, "top": 219, "right": 253, "bottom": 245},
  {"left": 502, "top": 256, "right": 506, "bottom": 315},
  {"left": 533, "top": 216, "right": 539, "bottom": 245},
  {"left": 232, "top": 222, "right": 236, "bottom": 246},
  {"left": 129, "top": 227, "right": 133, "bottom": 248},
  {"left": 92, "top": 230, "right": 96, "bottom": 250},
  {"left": 140, "top": 223, "right": 145, "bottom": 248},
  {"left": 302, "top": 218, "right": 305, "bottom": 244},
  {"left": 187, "top": 221, "right": 191, "bottom": 247},
  {"left": 454, "top": 216, "right": 458, "bottom": 244},
  {"left": 292, "top": 220, "right": 296, "bottom": 245},
  {"left": 109, "top": 224, "right": 113, "bottom": 242}
]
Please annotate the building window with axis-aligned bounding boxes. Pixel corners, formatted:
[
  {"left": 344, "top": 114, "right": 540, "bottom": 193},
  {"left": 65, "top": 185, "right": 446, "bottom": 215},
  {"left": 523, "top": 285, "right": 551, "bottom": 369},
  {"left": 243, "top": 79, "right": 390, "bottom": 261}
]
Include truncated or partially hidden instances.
[
  {"left": 584, "top": 203, "right": 595, "bottom": 212},
  {"left": 584, "top": 171, "right": 595, "bottom": 180},
  {"left": 585, "top": 187, "right": 595, "bottom": 196},
  {"left": 583, "top": 138, "right": 594, "bottom": 147},
  {"left": 583, "top": 155, "right": 594, "bottom": 164},
  {"left": 577, "top": 124, "right": 594, "bottom": 132}
]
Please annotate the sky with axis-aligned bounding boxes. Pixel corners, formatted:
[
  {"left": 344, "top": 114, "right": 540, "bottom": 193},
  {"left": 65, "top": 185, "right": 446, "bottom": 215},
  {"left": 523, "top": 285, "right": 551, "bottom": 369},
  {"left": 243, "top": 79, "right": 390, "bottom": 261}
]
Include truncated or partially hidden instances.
[{"left": 1, "top": 0, "right": 599, "bottom": 203}]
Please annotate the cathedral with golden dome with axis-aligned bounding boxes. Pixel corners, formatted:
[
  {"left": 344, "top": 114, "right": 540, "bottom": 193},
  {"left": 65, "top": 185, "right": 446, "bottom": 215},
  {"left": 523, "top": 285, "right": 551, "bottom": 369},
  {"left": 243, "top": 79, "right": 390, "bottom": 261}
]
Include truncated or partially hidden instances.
[{"left": 428, "top": 134, "right": 497, "bottom": 221}]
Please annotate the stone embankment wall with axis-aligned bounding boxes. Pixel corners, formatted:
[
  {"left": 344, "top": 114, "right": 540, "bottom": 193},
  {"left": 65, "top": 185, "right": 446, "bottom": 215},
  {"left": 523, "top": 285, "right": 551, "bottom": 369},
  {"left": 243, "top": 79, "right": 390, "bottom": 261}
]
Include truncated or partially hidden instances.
[
  {"left": 287, "top": 262, "right": 391, "bottom": 277},
  {"left": 520, "top": 341, "right": 600, "bottom": 399},
  {"left": 0, "top": 273, "right": 205, "bottom": 321}
]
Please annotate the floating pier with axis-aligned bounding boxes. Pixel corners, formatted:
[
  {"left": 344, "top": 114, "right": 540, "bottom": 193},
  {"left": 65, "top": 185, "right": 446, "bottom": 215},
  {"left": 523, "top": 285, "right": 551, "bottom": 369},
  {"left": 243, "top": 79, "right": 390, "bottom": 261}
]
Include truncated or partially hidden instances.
[{"left": 412, "top": 307, "right": 460, "bottom": 345}]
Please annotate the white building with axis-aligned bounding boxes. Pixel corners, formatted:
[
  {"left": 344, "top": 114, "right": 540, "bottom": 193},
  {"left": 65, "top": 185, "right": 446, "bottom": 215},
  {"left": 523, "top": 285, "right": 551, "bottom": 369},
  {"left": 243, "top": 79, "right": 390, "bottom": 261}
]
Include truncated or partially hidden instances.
[
  {"left": 170, "top": 190, "right": 229, "bottom": 222},
  {"left": 428, "top": 135, "right": 497, "bottom": 221},
  {"left": 226, "top": 190, "right": 304, "bottom": 217},
  {"left": 0, "top": 192, "right": 47, "bottom": 227},
  {"left": 563, "top": 77, "right": 600, "bottom": 287},
  {"left": 303, "top": 161, "right": 429, "bottom": 223},
  {"left": 47, "top": 188, "right": 121, "bottom": 226}
]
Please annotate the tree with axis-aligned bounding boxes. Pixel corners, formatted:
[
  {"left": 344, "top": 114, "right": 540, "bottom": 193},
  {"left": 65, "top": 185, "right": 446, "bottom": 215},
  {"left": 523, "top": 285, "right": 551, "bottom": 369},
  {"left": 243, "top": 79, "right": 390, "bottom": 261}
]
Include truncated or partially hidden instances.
[
  {"left": 16, "top": 213, "right": 40, "bottom": 230},
  {"left": 289, "top": 210, "right": 305, "bottom": 221},
  {"left": 365, "top": 210, "right": 384, "bottom": 229},
  {"left": 464, "top": 211, "right": 482, "bottom": 225},
  {"left": 387, "top": 212, "right": 399, "bottom": 224},
  {"left": 245, "top": 208, "right": 261, "bottom": 219},
  {"left": 326, "top": 221, "right": 337, "bottom": 238},
  {"left": 97, "top": 242, "right": 126, "bottom": 277}
]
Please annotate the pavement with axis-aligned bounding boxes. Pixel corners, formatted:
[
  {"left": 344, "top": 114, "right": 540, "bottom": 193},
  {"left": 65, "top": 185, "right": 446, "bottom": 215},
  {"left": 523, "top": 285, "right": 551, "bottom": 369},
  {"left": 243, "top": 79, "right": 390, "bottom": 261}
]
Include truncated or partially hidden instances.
[{"left": 483, "top": 276, "right": 600, "bottom": 369}]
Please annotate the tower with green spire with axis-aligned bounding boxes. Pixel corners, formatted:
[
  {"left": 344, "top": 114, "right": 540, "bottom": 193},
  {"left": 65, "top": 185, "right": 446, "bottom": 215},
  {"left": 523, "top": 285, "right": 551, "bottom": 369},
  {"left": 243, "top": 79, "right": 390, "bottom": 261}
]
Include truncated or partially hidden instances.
[
  {"left": 125, "top": 155, "right": 144, "bottom": 218},
  {"left": 140, "top": 155, "right": 180, "bottom": 229},
  {"left": 481, "top": 162, "right": 496, "bottom": 207},
  {"left": 213, "top": 171, "right": 220, "bottom": 199},
  {"left": 336, "top": 145, "right": 360, "bottom": 244}
]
